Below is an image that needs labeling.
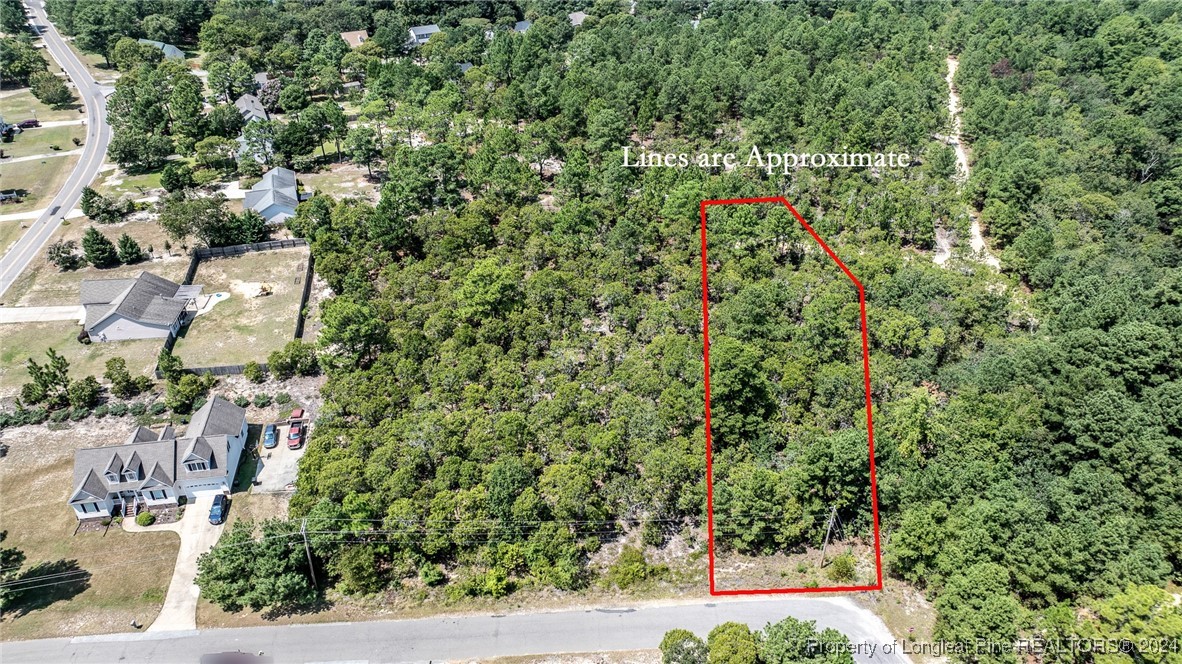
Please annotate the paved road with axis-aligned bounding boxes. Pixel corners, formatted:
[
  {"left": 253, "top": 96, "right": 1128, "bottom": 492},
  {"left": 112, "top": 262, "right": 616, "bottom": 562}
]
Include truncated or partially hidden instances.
[
  {"left": 1, "top": 596, "right": 910, "bottom": 664},
  {"left": 0, "top": 304, "right": 83, "bottom": 323},
  {"left": 0, "top": 1, "right": 111, "bottom": 299}
]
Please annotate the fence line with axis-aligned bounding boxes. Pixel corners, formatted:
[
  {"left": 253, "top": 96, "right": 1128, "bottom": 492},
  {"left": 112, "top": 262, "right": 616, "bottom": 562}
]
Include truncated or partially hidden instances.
[{"left": 156, "top": 239, "right": 311, "bottom": 378}]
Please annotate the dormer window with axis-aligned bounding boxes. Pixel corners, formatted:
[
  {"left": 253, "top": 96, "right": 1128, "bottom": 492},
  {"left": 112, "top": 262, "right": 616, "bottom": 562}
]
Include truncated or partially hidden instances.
[
  {"left": 105, "top": 471, "right": 119, "bottom": 483},
  {"left": 123, "top": 470, "right": 137, "bottom": 482},
  {"left": 185, "top": 461, "right": 208, "bottom": 472}
]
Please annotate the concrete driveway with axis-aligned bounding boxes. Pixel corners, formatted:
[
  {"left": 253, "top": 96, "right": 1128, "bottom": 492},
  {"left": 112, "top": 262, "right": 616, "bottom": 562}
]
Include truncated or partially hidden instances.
[
  {"left": 142, "top": 495, "right": 223, "bottom": 632},
  {"left": 0, "top": 305, "right": 84, "bottom": 323},
  {"left": 254, "top": 424, "right": 304, "bottom": 493}
]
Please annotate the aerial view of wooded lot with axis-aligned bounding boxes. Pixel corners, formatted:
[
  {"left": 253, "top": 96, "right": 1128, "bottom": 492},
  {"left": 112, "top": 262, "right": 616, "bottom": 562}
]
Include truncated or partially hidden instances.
[{"left": 1, "top": 0, "right": 1180, "bottom": 660}]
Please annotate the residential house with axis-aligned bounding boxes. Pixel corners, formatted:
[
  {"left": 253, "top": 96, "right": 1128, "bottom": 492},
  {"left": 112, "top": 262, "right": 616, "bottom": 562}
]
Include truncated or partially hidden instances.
[
  {"left": 244, "top": 167, "right": 299, "bottom": 224},
  {"left": 234, "top": 93, "right": 269, "bottom": 124},
  {"left": 253, "top": 71, "right": 271, "bottom": 91},
  {"left": 137, "top": 38, "right": 185, "bottom": 60},
  {"left": 514, "top": 20, "right": 532, "bottom": 33},
  {"left": 340, "top": 30, "right": 369, "bottom": 48},
  {"left": 68, "top": 398, "right": 249, "bottom": 521},
  {"left": 81, "top": 271, "right": 202, "bottom": 342},
  {"left": 408, "top": 24, "right": 440, "bottom": 47},
  {"left": 568, "top": 11, "right": 589, "bottom": 26}
]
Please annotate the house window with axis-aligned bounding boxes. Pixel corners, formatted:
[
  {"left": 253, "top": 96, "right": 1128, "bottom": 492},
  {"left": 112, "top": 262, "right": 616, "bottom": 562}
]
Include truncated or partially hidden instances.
[
  {"left": 123, "top": 471, "right": 137, "bottom": 481},
  {"left": 185, "top": 461, "right": 207, "bottom": 472},
  {"left": 80, "top": 502, "right": 99, "bottom": 513},
  {"left": 105, "top": 471, "right": 118, "bottom": 483},
  {"left": 149, "top": 490, "right": 167, "bottom": 500}
]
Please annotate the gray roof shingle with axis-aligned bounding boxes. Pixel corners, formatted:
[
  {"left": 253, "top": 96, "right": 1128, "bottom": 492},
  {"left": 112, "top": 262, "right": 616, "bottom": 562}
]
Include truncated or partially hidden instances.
[
  {"left": 244, "top": 167, "right": 298, "bottom": 222},
  {"left": 81, "top": 271, "right": 198, "bottom": 331}
]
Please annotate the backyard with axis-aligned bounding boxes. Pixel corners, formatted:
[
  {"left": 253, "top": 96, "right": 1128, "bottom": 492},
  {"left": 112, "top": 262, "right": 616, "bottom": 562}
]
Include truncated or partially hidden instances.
[
  {"left": 171, "top": 247, "right": 311, "bottom": 368},
  {"left": 1, "top": 216, "right": 187, "bottom": 307},
  {"left": 1, "top": 125, "right": 87, "bottom": 159},
  {"left": 0, "top": 320, "right": 162, "bottom": 398},
  {"left": 0, "top": 422, "right": 180, "bottom": 640},
  {"left": 0, "top": 88, "right": 84, "bottom": 123}
]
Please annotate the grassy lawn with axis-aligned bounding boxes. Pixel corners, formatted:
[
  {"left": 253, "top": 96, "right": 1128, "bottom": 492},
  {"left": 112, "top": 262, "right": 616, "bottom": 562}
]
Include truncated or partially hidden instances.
[
  {"left": 2, "top": 125, "right": 87, "bottom": 158},
  {"left": 171, "top": 248, "right": 310, "bottom": 368},
  {"left": 0, "top": 321, "right": 162, "bottom": 398},
  {"left": 0, "top": 219, "right": 24, "bottom": 254},
  {"left": 2, "top": 217, "right": 188, "bottom": 307},
  {"left": 61, "top": 40, "right": 119, "bottom": 86},
  {"left": 299, "top": 163, "right": 378, "bottom": 202},
  {"left": 0, "top": 88, "right": 84, "bottom": 123},
  {"left": 0, "top": 155, "right": 79, "bottom": 213},
  {"left": 93, "top": 169, "right": 164, "bottom": 200},
  {"left": 0, "top": 426, "right": 179, "bottom": 640}
]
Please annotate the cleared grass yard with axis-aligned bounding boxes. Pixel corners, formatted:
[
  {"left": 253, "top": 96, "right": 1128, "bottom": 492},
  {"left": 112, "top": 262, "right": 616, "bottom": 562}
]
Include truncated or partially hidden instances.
[
  {"left": 171, "top": 247, "right": 310, "bottom": 368},
  {"left": 0, "top": 425, "right": 179, "bottom": 640},
  {"left": 93, "top": 168, "right": 165, "bottom": 200},
  {"left": 0, "top": 219, "right": 24, "bottom": 254},
  {"left": 2, "top": 218, "right": 187, "bottom": 307},
  {"left": 0, "top": 88, "right": 84, "bottom": 123},
  {"left": 0, "top": 321, "right": 162, "bottom": 398},
  {"left": 1, "top": 125, "right": 86, "bottom": 158},
  {"left": 0, "top": 155, "right": 79, "bottom": 213}
]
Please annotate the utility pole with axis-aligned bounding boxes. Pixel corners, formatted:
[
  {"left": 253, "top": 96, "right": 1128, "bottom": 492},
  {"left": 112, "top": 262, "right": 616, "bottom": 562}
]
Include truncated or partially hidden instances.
[
  {"left": 300, "top": 518, "right": 318, "bottom": 589},
  {"left": 818, "top": 505, "right": 838, "bottom": 568}
]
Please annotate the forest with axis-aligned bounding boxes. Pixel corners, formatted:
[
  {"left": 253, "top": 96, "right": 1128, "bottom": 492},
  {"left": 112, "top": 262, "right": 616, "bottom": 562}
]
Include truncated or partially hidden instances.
[{"left": 38, "top": 0, "right": 1182, "bottom": 658}]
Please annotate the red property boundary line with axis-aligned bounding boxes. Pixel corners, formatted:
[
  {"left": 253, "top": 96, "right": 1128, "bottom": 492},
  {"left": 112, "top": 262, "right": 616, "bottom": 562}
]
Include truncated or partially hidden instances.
[{"left": 700, "top": 196, "right": 883, "bottom": 595}]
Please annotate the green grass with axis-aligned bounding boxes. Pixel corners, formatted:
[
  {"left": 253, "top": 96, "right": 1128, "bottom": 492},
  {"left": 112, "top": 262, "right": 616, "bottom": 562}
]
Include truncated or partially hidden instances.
[
  {"left": 0, "top": 321, "right": 163, "bottom": 397},
  {"left": 0, "top": 88, "right": 84, "bottom": 123},
  {"left": 0, "top": 155, "right": 79, "bottom": 212},
  {"left": 93, "top": 169, "right": 164, "bottom": 199},
  {"left": 2, "top": 125, "right": 87, "bottom": 158},
  {"left": 171, "top": 248, "right": 310, "bottom": 368},
  {"left": 0, "top": 219, "right": 24, "bottom": 254}
]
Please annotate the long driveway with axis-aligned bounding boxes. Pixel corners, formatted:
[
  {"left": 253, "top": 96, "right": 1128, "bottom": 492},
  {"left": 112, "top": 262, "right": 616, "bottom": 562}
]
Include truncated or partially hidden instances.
[
  {"left": 0, "top": 596, "right": 909, "bottom": 664},
  {"left": 0, "top": 1, "right": 112, "bottom": 298}
]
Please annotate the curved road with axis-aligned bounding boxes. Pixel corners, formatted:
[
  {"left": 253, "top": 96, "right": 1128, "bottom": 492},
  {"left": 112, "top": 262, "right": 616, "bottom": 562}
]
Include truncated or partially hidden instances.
[
  {"left": 0, "top": 0, "right": 111, "bottom": 299},
  {"left": 1, "top": 596, "right": 911, "bottom": 664}
]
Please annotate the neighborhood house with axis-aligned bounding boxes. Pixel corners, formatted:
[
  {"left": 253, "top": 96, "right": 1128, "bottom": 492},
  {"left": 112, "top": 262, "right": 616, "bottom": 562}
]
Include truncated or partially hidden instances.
[
  {"left": 244, "top": 167, "right": 300, "bottom": 223},
  {"left": 340, "top": 29, "right": 368, "bottom": 48},
  {"left": 137, "top": 38, "right": 184, "bottom": 60},
  {"left": 81, "top": 271, "right": 202, "bottom": 342},
  {"left": 408, "top": 24, "right": 440, "bottom": 47},
  {"left": 68, "top": 397, "right": 249, "bottom": 521}
]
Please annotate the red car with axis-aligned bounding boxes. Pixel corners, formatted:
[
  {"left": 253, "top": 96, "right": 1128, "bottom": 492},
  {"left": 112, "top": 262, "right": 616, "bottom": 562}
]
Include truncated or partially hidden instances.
[
  {"left": 17, "top": 119, "right": 40, "bottom": 128},
  {"left": 287, "top": 421, "right": 304, "bottom": 449},
  {"left": 288, "top": 408, "right": 304, "bottom": 423}
]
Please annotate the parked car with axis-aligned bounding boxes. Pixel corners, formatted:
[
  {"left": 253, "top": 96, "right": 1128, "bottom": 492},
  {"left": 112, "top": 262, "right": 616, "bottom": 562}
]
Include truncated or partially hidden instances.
[
  {"left": 288, "top": 408, "right": 304, "bottom": 423},
  {"left": 209, "top": 494, "right": 228, "bottom": 525},
  {"left": 262, "top": 423, "right": 277, "bottom": 449},
  {"left": 287, "top": 421, "right": 304, "bottom": 449},
  {"left": 17, "top": 119, "right": 40, "bottom": 128}
]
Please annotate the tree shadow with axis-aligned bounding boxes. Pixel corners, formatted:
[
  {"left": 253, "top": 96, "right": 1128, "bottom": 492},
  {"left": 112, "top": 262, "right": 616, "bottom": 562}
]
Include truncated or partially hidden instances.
[
  {"left": 260, "top": 596, "right": 332, "bottom": 621},
  {"left": 3, "top": 559, "right": 91, "bottom": 618}
]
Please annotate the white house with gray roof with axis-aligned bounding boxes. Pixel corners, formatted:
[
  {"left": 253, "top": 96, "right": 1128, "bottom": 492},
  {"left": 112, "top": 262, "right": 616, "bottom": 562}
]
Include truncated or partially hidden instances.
[
  {"left": 244, "top": 167, "right": 299, "bottom": 223},
  {"left": 69, "top": 397, "right": 248, "bottom": 520},
  {"left": 408, "top": 24, "right": 440, "bottom": 47},
  {"left": 81, "top": 271, "right": 202, "bottom": 342}
]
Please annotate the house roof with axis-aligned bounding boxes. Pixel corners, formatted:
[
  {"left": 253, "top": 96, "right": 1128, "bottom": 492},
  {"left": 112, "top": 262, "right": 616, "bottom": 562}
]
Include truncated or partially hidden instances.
[
  {"left": 244, "top": 167, "right": 299, "bottom": 222},
  {"left": 137, "top": 38, "right": 185, "bottom": 60},
  {"left": 340, "top": 30, "right": 369, "bottom": 48},
  {"left": 69, "top": 398, "right": 247, "bottom": 503},
  {"left": 234, "top": 93, "right": 268, "bottom": 123},
  {"left": 568, "top": 11, "right": 589, "bottom": 26},
  {"left": 80, "top": 271, "right": 198, "bottom": 331},
  {"left": 514, "top": 20, "right": 531, "bottom": 33},
  {"left": 408, "top": 24, "right": 440, "bottom": 45}
]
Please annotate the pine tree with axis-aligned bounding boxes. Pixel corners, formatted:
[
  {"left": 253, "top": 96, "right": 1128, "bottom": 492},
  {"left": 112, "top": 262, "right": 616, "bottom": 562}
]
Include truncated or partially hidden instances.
[
  {"left": 116, "top": 233, "right": 145, "bottom": 264},
  {"left": 80, "top": 186, "right": 101, "bottom": 218},
  {"left": 81, "top": 227, "right": 118, "bottom": 268}
]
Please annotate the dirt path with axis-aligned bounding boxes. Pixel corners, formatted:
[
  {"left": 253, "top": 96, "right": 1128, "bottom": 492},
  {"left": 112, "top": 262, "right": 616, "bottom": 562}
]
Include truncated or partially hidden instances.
[{"left": 942, "top": 55, "right": 1000, "bottom": 269}]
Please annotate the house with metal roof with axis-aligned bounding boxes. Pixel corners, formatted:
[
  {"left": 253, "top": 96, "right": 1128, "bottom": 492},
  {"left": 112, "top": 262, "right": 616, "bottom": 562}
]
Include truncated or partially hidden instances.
[
  {"left": 68, "top": 397, "right": 249, "bottom": 521},
  {"left": 80, "top": 271, "right": 202, "bottom": 342},
  {"left": 244, "top": 167, "right": 299, "bottom": 224},
  {"left": 340, "top": 29, "right": 369, "bottom": 48},
  {"left": 137, "top": 38, "right": 185, "bottom": 60},
  {"left": 408, "top": 24, "right": 440, "bottom": 47}
]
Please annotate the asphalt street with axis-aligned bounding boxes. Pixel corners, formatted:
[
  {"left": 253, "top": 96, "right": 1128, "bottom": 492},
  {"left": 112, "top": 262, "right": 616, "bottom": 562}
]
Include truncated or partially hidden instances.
[
  {"left": 0, "top": 596, "right": 912, "bottom": 664},
  {"left": 0, "top": 1, "right": 112, "bottom": 298}
]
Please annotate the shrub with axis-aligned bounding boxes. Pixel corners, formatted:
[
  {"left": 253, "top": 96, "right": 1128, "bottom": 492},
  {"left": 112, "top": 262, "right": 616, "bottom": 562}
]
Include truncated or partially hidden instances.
[
  {"left": 243, "top": 361, "right": 266, "bottom": 384},
  {"left": 50, "top": 409, "right": 70, "bottom": 423},
  {"left": 100, "top": 517, "right": 112, "bottom": 526},
  {"left": 827, "top": 553, "right": 856, "bottom": 583},
  {"left": 233, "top": 395, "right": 251, "bottom": 408},
  {"left": 108, "top": 402, "right": 128, "bottom": 417},
  {"left": 130, "top": 402, "right": 147, "bottom": 416},
  {"left": 660, "top": 629, "right": 707, "bottom": 664},
  {"left": 148, "top": 401, "right": 167, "bottom": 415},
  {"left": 67, "top": 375, "right": 102, "bottom": 409},
  {"left": 252, "top": 393, "right": 272, "bottom": 408},
  {"left": 606, "top": 545, "right": 666, "bottom": 589},
  {"left": 707, "top": 622, "right": 757, "bottom": 664},
  {"left": 274, "top": 391, "right": 292, "bottom": 405},
  {"left": 136, "top": 512, "right": 156, "bottom": 527},
  {"left": 419, "top": 563, "right": 446, "bottom": 587},
  {"left": 93, "top": 404, "right": 110, "bottom": 418},
  {"left": 70, "top": 406, "right": 90, "bottom": 421}
]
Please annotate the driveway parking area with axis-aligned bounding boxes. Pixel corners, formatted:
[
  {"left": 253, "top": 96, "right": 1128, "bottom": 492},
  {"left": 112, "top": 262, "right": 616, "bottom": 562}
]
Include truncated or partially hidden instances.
[{"left": 253, "top": 422, "right": 305, "bottom": 493}]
